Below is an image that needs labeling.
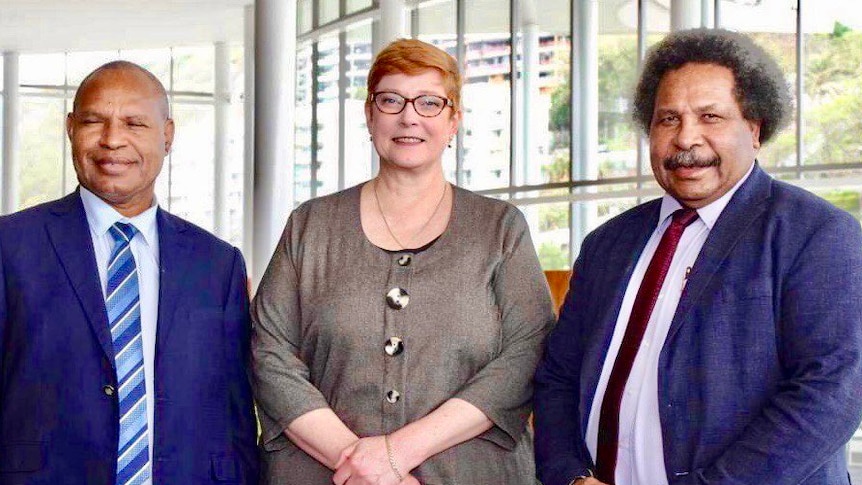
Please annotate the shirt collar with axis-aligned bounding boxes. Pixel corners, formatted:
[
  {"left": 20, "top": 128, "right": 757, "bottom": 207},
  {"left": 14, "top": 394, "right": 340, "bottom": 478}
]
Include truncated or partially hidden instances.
[
  {"left": 79, "top": 186, "right": 159, "bottom": 246},
  {"left": 658, "top": 161, "right": 756, "bottom": 230}
]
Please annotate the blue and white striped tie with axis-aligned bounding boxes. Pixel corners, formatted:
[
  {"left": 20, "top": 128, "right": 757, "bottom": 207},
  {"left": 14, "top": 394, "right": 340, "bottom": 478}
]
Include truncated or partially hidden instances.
[{"left": 107, "top": 222, "right": 151, "bottom": 485}]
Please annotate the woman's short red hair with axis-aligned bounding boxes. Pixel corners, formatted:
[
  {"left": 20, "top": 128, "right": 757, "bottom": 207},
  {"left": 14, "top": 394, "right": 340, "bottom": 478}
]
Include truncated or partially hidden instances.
[{"left": 366, "top": 38, "right": 462, "bottom": 113}]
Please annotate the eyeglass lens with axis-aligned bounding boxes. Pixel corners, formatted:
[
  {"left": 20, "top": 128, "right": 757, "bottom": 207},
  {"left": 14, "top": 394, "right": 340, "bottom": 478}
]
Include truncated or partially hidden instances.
[{"left": 374, "top": 92, "right": 447, "bottom": 117}]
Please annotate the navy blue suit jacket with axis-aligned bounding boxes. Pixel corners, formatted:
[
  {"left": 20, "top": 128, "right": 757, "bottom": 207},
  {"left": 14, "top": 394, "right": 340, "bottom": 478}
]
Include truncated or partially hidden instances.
[
  {"left": 535, "top": 166, "right": 862, "bottom": 484},
  {"left": 0, "top": 191, "right": 259, "bottom": 484}
]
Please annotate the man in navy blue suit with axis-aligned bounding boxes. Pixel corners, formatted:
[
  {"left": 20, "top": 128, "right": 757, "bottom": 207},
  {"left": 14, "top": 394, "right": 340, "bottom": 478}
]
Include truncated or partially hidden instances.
[
  {"left": 0, "top": 61, "right": 258, "bottom": 484},
  {"left": 534, "top": 29, "right": 862, "bottom": 485}
]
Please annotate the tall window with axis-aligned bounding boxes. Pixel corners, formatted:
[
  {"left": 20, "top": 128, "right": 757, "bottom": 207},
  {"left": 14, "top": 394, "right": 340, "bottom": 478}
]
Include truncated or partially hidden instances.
[{"left": 295, "top": 0, "right": 862, "bottom": 268}]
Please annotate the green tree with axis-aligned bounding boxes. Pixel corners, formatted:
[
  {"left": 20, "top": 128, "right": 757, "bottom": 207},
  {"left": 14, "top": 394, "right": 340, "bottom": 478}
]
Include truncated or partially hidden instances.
[{"left": 538, "top": 242, "right": 569, "bottom": 270}]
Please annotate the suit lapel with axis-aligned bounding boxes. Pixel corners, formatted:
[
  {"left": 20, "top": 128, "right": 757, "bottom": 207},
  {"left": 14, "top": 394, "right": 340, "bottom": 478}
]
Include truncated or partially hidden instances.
[
  {"left": 581, "top": 200, "right": 663, "bottom": 405},
  {"left": 46, "top": 192, "right": 115, "bottom": 365},
  {"left": 155, "top": 209, "right": 191, "bottom": 350},
  {"left": 597, "top": 200, "right": 663, "bottom": 328},
  {"left": 666, "top": 164, "right": 772, "bottom": 341}
]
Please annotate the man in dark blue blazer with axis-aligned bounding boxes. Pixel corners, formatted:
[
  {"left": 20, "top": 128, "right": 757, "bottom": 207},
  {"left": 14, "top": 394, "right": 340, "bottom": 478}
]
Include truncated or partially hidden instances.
[
  {"left": 534, "top": 29, "right": 862, "bottom": 485},
  {"left": 0, "top": 61, "right": 258, "bottom": 484}
]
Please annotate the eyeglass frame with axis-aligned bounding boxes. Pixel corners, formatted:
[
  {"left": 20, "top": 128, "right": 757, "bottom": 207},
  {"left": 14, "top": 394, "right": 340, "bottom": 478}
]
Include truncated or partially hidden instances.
[{"left": 369, "top": 91, "right": 454, "bottom": 118}]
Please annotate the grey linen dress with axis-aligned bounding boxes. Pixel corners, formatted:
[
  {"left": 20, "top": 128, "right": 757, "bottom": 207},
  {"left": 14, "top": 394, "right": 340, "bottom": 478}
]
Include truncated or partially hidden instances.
[{"left": 251, "top": 183, "right": 556, "bottom": 484}]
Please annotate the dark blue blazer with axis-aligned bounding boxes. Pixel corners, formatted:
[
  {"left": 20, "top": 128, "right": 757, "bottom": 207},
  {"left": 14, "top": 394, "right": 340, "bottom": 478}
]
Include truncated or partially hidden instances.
[
  {"left": 535, "top": 165, "right": 862, "bottom": 485},
  {"left": 0, "top": 191, "right": 259, "bottom": 484}
]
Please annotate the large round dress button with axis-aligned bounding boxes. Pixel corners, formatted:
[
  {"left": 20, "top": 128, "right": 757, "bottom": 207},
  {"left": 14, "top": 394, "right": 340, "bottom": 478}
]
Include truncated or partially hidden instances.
[
  {"left": 386, "top": 389, "right": 401, "bottom": 403},
  {"left": 385, "top": 288, "right": 409, "bottom": 309},
  {"left": 397, "top": 254, "right": 412, "bottom": 266},
  {"left": 384, "top": 337, "right": 404, "bottom": 356}
]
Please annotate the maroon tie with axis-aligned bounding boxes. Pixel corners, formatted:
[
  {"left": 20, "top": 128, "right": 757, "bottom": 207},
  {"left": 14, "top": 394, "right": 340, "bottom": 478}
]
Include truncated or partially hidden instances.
[{"left": 595, "top": 208, "right": 699, "bottom": 483}]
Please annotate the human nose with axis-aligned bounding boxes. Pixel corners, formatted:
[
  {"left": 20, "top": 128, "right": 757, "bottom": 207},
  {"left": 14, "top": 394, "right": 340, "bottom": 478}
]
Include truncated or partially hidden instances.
[
  {"left": 398, "top": 100, "right": 421, "bottom": 124},
  {"left": 99, "top": 120, "right": 126, "bottom": 149},
  {"left": 673, "top": 117, "right": 704, "bottom": 151}
]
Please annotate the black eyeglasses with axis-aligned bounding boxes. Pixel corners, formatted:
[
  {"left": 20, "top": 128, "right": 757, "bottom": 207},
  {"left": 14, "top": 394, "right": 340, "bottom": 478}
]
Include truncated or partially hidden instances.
[{"left": 371, "top": 91, "right": 453, "bottom": 117}]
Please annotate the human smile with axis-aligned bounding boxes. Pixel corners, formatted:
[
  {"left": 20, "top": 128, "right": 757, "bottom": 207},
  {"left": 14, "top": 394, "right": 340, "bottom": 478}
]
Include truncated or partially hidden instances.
[
  {"left": 393, "top": 136, "right": 425, "bottom": 144},
  {"left": 672, "top": 165, "right": 713, "bottom": 179},
  {"left": 94, "top": 156, "right": 136, "bottom": 174}
]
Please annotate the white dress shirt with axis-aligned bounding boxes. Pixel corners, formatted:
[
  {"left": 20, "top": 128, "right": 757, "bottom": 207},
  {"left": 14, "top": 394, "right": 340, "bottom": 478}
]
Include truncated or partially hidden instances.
[
  {"left": 80, "top": 187, "right": 159, "bottom": 484},
  {"left": 586, "top": 162, "right": 754, "bottom": 485}
]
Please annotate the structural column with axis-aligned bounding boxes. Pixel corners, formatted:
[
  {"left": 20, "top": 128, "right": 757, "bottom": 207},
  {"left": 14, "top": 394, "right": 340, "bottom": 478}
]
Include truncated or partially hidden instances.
[
  {"left": 671, "top": 0, "right": 702, "bottom": 31},
  {"left": 252, "top": 0, "right": 296, "bottom": 288},
  {"left": 374, "top": 0, "right": 406, "bottom": 53},
  {"left": 521, "top": 21, "right": 541, "bottom": 185},
  {"left": 2, "top": 52, "right": 20, "bottom": 215},
  {"left": 243, "top": 4, "right": 255, "bottom": 272},
  {"left": 569, "top": 0, "right": 598, "bottom": 258},
  {"left": 214, "top": 41, "right": 230, "bottom": 240}
]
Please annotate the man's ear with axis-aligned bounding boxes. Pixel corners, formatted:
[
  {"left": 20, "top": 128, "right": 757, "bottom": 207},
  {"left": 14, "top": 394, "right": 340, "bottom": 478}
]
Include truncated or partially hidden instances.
[
  {"left": 749, "top": 119, "right": 762, "bottom": 150},
  {"left": 164, "top": 118, "right": 175, "bottom": 153},
  {"left": 66, "top": 113, "right": 74, "bottom": 140}
]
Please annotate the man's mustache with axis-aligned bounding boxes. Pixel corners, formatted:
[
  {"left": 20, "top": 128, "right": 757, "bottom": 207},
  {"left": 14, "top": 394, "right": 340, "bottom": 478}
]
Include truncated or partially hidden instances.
[{"left": 663, "top": 151, "right": 720, "bottom": 170}]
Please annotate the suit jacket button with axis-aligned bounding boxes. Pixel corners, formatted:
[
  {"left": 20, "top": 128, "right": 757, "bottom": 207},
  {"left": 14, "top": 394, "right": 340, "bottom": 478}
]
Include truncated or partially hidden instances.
[{"left": 103, "top": 385, "right": 116, "bottom": 397}]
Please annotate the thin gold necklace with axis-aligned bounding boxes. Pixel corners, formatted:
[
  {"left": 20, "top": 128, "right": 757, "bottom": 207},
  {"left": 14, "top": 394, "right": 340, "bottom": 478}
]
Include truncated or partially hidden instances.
[{"left": 373, "top": 178, "right": 448, "bottom": 250}]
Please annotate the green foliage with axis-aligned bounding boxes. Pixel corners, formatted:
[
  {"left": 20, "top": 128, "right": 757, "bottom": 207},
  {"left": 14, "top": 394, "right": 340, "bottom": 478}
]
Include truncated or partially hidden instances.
[
  {"left": 538, "top": 242, "right": 570, "bottom": 270},
  {"left": 542, "top": 149, "right": 570, "bottom": 184},
  {"left": 548, "top": 77, "right": 570, "bottom": 134},
  {"left": 539, "top": 204, "right": 568, "bottom": 231},
  {"left": 821, "top": 189, "right": 861, "bottom": 217},
  {"left": 832, "top": 21, "right": 852, "bottom": 39},
  {"left": 19, "top": 99, "right": 66, "bottom": 209}
]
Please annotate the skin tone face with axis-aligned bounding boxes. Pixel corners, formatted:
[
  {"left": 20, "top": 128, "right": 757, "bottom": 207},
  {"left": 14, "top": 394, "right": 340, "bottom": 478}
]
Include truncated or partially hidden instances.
[
  {"left": 364, "top": 70, "right": 460, "bottom": 173},
  {"left": 66, "top": 67, "right": 175, "bottom": 217},
  {"left": 649, "top": 62, "right": 762, "bottom": 209}
]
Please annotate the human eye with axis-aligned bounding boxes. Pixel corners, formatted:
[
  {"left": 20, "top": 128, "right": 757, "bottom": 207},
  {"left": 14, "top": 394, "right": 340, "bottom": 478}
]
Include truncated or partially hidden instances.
[
  {"left": 378, "top": 93, "right": 403, "bottom": 105},
  {"left": 78, "top": 115, "right": 102, "bottom": 124},
  {"left": 701, "top": 113, "right": 722, "bottom": 122},
  {"left": 419, "top": 96, "right": 444, "bottom": 108},
  {"left": 655, "top": 114, "right": 679, "bottom": 126}
]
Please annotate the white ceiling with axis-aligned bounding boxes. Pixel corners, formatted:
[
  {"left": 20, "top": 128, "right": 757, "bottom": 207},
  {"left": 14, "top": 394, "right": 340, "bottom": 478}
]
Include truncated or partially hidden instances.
[
  {"left": 3, "top": 0, "right": 854, "bottom": 56},
  {"left": 0, "top": 0, "right": 252, "bottom": 53}
]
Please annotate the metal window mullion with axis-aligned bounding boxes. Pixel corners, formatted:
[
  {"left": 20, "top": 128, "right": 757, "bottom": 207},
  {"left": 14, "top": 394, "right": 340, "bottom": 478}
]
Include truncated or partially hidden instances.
[
  {"left": 796, "top": 0, "right": 804, "bottom": 177},
  {"left": 568, "top": 0, "right": 577, "bottom": 264},
  {"left": 61, "top": 52, "right": 69, "bottom": 194},
  {"left": 636, "top": 0, "right": 647, "bottom": 204},
  {"left": 509, "top": 0, "right": 518, "bottom": 189},
  {"left": 311, "top": 43, "right": 320, "bottom": 198},
  {"left": 167, "top": 48, "right": 175, "bottom": 212},
  {"left": 338, "top": 30, "right": 348, "bottom": 190},
  {"left": 455, "top": 0, "right": 466, "bottom": 186},
  {"left": 714, "top": 0, "right": 721, "bottom": 28}
]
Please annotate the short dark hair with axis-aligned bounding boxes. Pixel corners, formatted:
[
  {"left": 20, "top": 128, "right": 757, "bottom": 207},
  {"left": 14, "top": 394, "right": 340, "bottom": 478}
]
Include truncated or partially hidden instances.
[{"left": 632, "top": 28, "right": 791, "bottom": 144}]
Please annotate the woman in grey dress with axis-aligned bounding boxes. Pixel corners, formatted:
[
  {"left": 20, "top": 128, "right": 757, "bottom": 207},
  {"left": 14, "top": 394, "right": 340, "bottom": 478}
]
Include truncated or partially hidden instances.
[{"left": 252, "top": 38, "right": 556, "bottom": 485}]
